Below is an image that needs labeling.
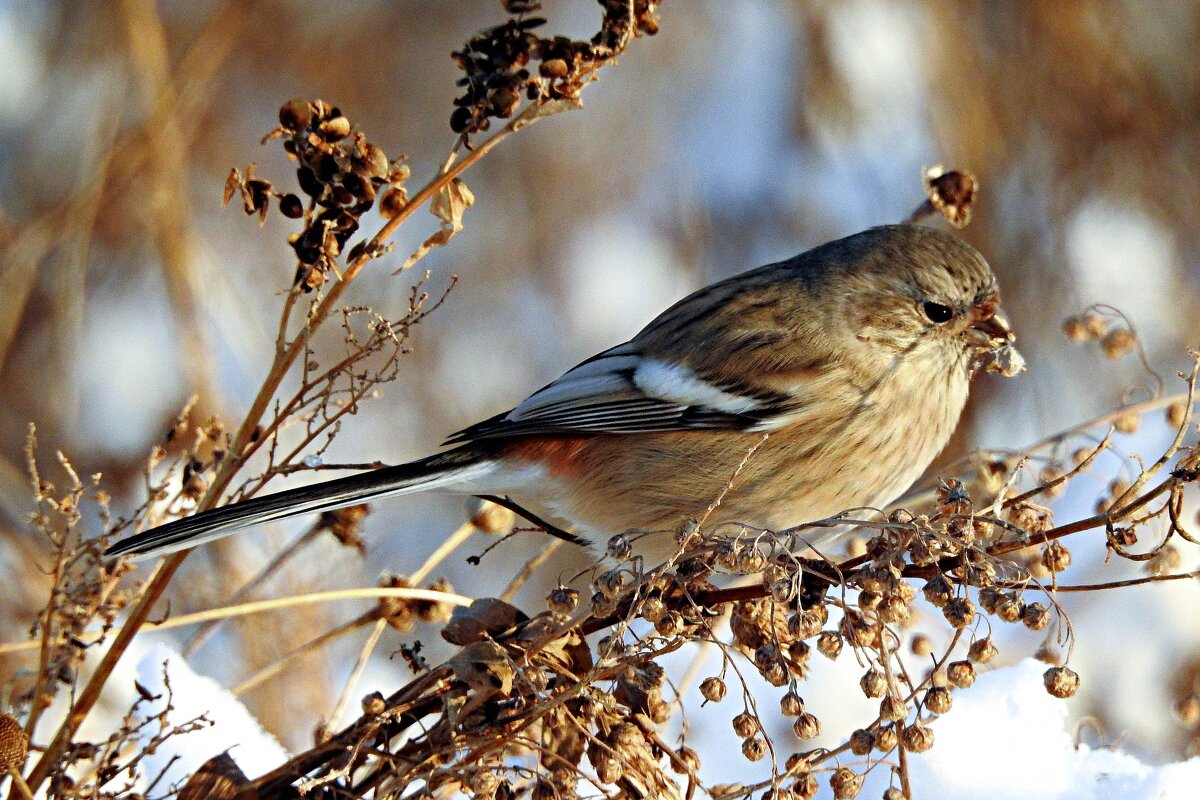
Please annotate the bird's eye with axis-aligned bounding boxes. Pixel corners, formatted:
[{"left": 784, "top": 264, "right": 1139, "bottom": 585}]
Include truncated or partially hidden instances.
[{"left": 922, "top": 301, "right": 955, "bottom": 324}]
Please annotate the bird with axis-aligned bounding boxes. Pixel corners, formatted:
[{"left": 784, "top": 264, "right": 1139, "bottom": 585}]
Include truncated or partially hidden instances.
[{"left": 105, "top": 223, "right": 1017, "bottom": 565}]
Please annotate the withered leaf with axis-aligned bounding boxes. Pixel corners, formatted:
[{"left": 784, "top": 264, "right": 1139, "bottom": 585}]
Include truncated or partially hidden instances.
[
  {"left": 396, "top": 177, "right": 475, "bottom": 272},
  {"left": 222, "top": 168, "right": 241, "bottom": 208},
  {"left": 179, "top": 752, "right": 248, "bottom": 800},
  {"left": 450, "top": 640, "right": 513, "bottom": 694},
  {"left": 544, "top": 704, "right": 586, "bottom": 768},
  {"left": 515, "top": 615, "right": 593, "bottom": 675},
  {"left": 442, "top": 597, "right": 528, "bottom": 645}
]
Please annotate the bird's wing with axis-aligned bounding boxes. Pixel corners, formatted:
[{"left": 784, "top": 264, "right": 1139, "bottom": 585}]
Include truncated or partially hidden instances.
[{"left": 445, "top": 342, "right": 804, "bottom": 443}]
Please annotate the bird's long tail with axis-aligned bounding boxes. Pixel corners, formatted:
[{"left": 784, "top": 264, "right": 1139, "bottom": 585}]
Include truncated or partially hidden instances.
[{"left": 104, "top": 447, "right": 497, "bottom": 561}]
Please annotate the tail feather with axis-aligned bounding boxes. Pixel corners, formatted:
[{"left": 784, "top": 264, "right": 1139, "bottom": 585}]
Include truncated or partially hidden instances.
[{"left": 104, "top": 448, "right": 496, "bottom": 561}]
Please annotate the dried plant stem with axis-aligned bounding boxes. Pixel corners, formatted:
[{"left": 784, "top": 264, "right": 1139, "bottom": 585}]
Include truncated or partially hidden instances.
[
  {"left": 183, "top": 523, "right": 325, "bottom": 656},
  {"left": 233, "top": 611, "right": 378, "bottom": 696},
  {"left": 4, "top": 770, "right": 32, "bottom": 800},
  {"left": 501, "top": 538, "right": 564, "bottom": 602},
  {"left": 326, "top": 618, "right": 388, "bottom": 734},
  {"left": 17, "top": 91, "right": 579, "bottom": 800},
  {"left": 21, "top": 553, "right": 186, "bottom": 795},
  {"left": 0, "top": 587, "right": 464, "bottom": 655},
  {"left": 1047, "top": 569, "right": 1200, "bottom": 592},
  {"left": 410, "top": 522, "right": 475, "bottom": 585},
  {"left": 217, "top": 100, "right": 571, "bottom": 500}
]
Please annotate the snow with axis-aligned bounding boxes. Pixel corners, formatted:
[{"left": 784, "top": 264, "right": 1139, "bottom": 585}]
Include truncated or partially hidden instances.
[
  {"left": 893, "top": 659, "right": 1200, "bottom": 800},
  {"left": 133, "top": 643, "right": 289, "bottom": 790}
]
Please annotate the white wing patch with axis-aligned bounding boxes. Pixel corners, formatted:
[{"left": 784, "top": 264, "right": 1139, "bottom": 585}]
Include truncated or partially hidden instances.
[
  {"left": 448, "top": 343, "right": 801, "bottom": 441},
  {"left": 632, "top": 359, "right": 763, "bottom": 414}
]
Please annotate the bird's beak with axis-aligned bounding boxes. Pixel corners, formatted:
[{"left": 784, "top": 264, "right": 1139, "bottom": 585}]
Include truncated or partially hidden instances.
[
  {"left": 965, "top": 296, "right": 1014, "bottom": 349},
  {"left": 967, "top": 311, "right": 1013, "bottom": 348},
  {"left": 965, "top": 298, "right": 1024, "bottom": 377}
]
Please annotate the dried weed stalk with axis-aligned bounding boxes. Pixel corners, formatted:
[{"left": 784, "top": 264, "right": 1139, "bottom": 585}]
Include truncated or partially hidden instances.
[{"left": 4, "top": 2, "right": 661, "bottom": 797}]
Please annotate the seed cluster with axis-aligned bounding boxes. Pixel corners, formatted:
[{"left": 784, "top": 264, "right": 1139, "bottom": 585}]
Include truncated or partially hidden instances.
[
  {"left": 450, "top": 0, "right": 661, "bottom": 134},
  {"left": 226, "top": 99, "right": 410, "bottom": 291}
]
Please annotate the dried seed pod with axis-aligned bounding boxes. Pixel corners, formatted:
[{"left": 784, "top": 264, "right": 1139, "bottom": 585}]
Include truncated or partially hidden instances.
[
  {"left": 947, "top": 660, "right": 976, "bottom": 688},
  {"left": 713, "top": 540, "right": 740, "bottom": 570},
  {"left": 1041, "top": 541, "right": 1072, "bottom": 572},
  {"left": 732, "top": 711, "right": 758, "bottom": 738},
  {"left": 880, "top": 695, "right": 907, "bottom": 723},
  {"left": 901, "top": 723, "right": 934, "bottom": 752},
  {"left": 789, "top": 607, "right": 827, "bottom": 639},
  {"left": 848, "top": 728, "right": 875, "bottom": 755},
  {"left": 829, "top": 767, "right": 863, "bottom": 799},
  {"left": 354, "top": 142, "right": 390, "bottom": 181},
  {"left": 878, "top": 594, "right": 910, "bottom": 623},
  {"left": 280, "top": 193, "right": 305, "bottom": 218},
  {"left": 596, "top": 568, "right": 626, "bottom": 599},
  {"left": 996, "top": 594, "right": 1024, "bottom": 624},
  {"left": 788, "top": 639, "right": 811, "bottom": 667},
  {"left": 606, "top": 532, "right": 633, "bottom": 560},
  {"left": 1022, "top": 602, "right": 1051, "bottom": 631},
  {"left": 594, "top": 755, "right": 622, "bottom": 784},
  {"left": 318, "top": 115, "right": 352, "bottom": 141},
  {"left": 792, "top": 772, "right": 820, "bottom": 799},
  {"left": 858, "top": 589, "right": 882, "bottom": 611},
  {"left": 860, "top": 668, "right": 887, "bottom": 699},
  {"left": 816, "top": 631, "right": 843, "bottom": 660},
  {"left": 978, "top": 586, "right": 1004, "bottom": 613},
  {"left": 547, "top": 586, "right": 579, "bottom": 615},
  {"left": 1082, "top": 313, "right": 1108, "bottom": 338},
  {"left": 884, "top": 789, "right": 906, "bottom": 800},
  {"left": 1101, "top": 328, "right": 1137, "bottom": 359},
  {"left": 1114, "top": 411, "right": 1140, "bottom": 433},
  {"left": 471, "top": 770, "right": 500, "bottom": 798},
  {"left": 780, "top": 690, "right": 805, "bottom": 717},
  {"left": 700, "top": 676, "right": 727, "bottom": 703},
  {"left": 671, "top": 745, "right": 700, "bottom": 774},
  {"left": 922, "top": 574, "right": 952, "bottom": 607},
  {"left": 936, "top": 477, "right": 971, "bottom": 513},
  {"left": 1167, "top": 400, "right": 1189, "bottom": 428},
  {"left": 379, "top": 188, "right": 408, "bottom": 218},
  {"left": 741, "top": 737, "right": 767, "bottom": 761},
  {"left": 736, "top": 547, "right": 766, "bottom": 573},
  {"left": 1061, "top": 315, "right": 1090, "bottom": 342},
  {"left": 0, "top": 711, "right": 29, "bottom": 773},
  {"left": 468, "top": 498, "right": 516, "bottom": 533},
  {"left": 924, "top": 686, "right": 953, "bottom": 715},
  {"left": 874, "top": 723, "right": 898, "bottom": 752},
  {"left": 792, "top": 712, "right": 821, "bottom": 739},
  {"left": 655, "top": 611, "right": 683, "bottom": 637},
  {"left": 762, "top": 662, "right": 789, "bottom": 687},
  {"left": 640, "top": 596, "right": 666, "bottom": 623},
  {"left": 590, "top": 590, "right": 617, "bottom": 616},
  {"left": 942, "top": 597, "right": 975, "bottom": 629},
  {"left": 840, "top": 610, "right": 879, "bottom": 648},
  {"left": 968, "top": 637, "right": 998, "bottom": 664},
  {"left": 1043, "top": 666, "right": 1080, "bottom": 698},
  {"left": 769, "top": 575, "right": 798, "bottom": 603},
  {"left": 279, "top": 98, "right": 314, "bottom": 131}
]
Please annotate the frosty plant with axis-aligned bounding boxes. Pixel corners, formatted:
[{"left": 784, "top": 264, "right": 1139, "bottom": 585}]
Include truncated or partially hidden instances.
[{"left": 3, "top": 3, "right": 1200, "bottom": 800}]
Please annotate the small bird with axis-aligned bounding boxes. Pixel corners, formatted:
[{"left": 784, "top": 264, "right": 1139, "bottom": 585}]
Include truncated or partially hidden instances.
[{"left": 106, "top": 224, "right": 1018, "bottom": 564}]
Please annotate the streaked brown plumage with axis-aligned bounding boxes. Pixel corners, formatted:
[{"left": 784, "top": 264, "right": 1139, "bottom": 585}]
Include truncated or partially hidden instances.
[{"left": 107, "top": 224, "right": 1017, "bottom": 564}]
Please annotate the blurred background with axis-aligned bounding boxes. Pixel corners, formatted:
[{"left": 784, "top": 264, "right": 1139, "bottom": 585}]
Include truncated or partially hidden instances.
[{"left": 1, "top": 0, "right": 1198, "bottom": 782}]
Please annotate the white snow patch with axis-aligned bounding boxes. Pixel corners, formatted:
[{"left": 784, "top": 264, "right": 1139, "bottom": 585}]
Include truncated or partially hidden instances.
[{"left": 134, "top": 643, "right": 289, "bottom": 790}]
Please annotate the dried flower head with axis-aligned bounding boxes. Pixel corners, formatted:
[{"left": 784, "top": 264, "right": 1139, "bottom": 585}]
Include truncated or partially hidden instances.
[{"left": 1044, "top": 666, "right": 1080, "bottom": 698}]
